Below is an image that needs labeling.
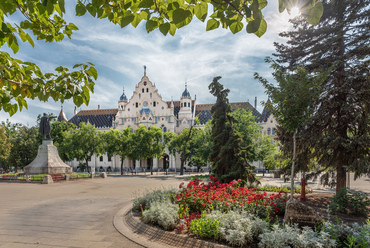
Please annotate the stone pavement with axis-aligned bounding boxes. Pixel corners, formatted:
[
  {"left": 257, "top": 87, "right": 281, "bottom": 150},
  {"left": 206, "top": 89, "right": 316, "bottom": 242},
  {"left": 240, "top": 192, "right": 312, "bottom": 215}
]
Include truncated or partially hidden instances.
[
  {"left": 0, "top": 173, "right": 368, "bottom": 248},
  {"left": 0, "top": 176, "right": 185, "bottom": 248}
]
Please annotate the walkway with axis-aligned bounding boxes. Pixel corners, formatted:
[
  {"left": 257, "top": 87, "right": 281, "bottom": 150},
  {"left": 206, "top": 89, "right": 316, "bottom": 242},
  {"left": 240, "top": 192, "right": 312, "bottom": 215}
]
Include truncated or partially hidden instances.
[{"left": 0, "top": 176, "right": 184, "bottom": 248}]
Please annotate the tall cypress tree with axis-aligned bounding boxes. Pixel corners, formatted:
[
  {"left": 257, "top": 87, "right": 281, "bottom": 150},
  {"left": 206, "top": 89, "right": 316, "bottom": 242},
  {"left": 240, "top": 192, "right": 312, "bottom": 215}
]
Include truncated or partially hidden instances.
[
  {"left": 209, "top": 76, "right": 257, "bottom": 184},
  {"left": 274, "top": 0, "right": 370, "bottom": 192}
]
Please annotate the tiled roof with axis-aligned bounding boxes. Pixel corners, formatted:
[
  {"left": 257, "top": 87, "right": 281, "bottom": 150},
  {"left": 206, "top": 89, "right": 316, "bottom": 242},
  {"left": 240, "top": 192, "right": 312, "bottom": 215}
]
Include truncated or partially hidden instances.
[
  {"left": 68, "top": 109, "right": 118, "bottom": 128},
  {"left": 57, "top": 109, "right": 68, "bottom": 122},
  {"left": 259, "top": 99, "right": 272, "bottom": 122},
  {"left": 194, "top": 102, "right": 262, "bottom": 125}
]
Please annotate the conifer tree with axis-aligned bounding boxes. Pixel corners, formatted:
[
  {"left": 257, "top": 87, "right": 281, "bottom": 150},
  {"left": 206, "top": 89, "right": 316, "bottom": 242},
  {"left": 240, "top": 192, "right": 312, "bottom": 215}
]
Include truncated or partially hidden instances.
[
  {"left": 273, "top": 0, "right": 370, "bottom": 192},
  {"left": 209, "top": 77, "right": 257, "bottom": 184}
]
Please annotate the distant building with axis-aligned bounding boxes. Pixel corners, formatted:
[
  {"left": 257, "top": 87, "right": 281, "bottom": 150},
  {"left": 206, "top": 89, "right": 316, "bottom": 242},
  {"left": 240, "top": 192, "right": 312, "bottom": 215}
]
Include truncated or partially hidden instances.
[{"left": 58, "top": 68, "right": 277, "bottom": 172}]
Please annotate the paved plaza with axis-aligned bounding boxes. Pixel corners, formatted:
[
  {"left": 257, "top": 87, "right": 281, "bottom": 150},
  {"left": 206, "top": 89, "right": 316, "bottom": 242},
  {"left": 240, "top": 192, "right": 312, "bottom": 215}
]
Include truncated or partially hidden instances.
[
  {"left": 0, "top": 173, "right": 368, "bottom": 248},
  {"left": 0, "top": 176, "right": 185, "bottom": 248}
]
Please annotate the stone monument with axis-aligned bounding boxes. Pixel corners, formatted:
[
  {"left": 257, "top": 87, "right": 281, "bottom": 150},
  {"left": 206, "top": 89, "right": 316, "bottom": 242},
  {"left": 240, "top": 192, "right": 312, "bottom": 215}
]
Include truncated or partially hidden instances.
[{"left": 24, "top": 113, "right": 72, "bottom": 175}]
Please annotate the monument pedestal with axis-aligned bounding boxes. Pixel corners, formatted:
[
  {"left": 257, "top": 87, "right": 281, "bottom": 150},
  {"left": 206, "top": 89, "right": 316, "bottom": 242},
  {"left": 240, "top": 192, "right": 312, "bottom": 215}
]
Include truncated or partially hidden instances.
[{"left": 24, "top": 140, "right": 72, "bottom": 175}]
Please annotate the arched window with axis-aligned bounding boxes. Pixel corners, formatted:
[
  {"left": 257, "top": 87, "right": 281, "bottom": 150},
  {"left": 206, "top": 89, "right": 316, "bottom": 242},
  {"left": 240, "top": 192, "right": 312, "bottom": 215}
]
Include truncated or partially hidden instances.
[
  {"left": 150, "top": 93, "right": 152, "bottom": 98},
  {"left": 181, "top": 103, "right": 183, "bottom": 107},
  {"left": 153, "top": 102, "right": 156, "bottom": 107},
  {"left": 146, "top": 88, "right": 149, "bottom": 92},
  {"left": 142, "top": 88, "right": 144, "bottom": 93},
  {"left": 139, "top": 93, "right": 141, "bottom": 99},
  {"left": 164, "top": 127, "right": 167, "bottom": 132},
  {"left": 135, "top": 102, "right": 138, "bottom": 108},
  {"left": 100, "top": 156, "right": 103, "bottom": 162},
  {"left": 267, "top": 128, "right": 271, "bottom": 135},
  {"left": 272, "top": 128, "right": 276, "bottom": 135}
]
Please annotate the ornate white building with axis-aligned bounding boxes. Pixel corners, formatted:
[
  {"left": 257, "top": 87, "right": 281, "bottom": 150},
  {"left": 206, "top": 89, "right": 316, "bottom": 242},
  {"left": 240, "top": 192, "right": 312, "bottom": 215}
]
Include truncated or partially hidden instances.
[{"left": 59, "top": 69, "right": 277, "bottom": 172}]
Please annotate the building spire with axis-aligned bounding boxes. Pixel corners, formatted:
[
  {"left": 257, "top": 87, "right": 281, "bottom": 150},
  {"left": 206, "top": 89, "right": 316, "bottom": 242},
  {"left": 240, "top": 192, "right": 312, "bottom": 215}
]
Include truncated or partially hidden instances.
[{"left": 144, "top": 65, "right": 147, "bottom": 76}]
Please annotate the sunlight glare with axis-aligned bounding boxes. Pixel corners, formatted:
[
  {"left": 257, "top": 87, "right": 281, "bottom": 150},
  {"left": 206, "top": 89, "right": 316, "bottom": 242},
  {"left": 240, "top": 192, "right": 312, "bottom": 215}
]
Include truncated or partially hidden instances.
[{"left": 290, "top": 7, "right": 301, "bottom": 18}]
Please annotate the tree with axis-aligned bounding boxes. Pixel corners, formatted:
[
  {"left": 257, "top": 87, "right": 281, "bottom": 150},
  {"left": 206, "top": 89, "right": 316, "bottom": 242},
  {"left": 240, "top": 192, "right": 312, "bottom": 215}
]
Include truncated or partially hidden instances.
[
  {"left": 168, "top": 117, "right": 200, "bottom": 175},
  {"left": 1, "top": 0, "right": 322, "bottom": 116},
  {"left": 0, "top": 125, "right": 12, "bottom": 170},
  {"left": 102, "top": 127, "right": 133, "bottom": 175},
  {"left": 209, "top": 76, "right": 257, "bottom": 184},
  {"left": 132, "top": 125, "right": 165, "bottom": 175},
  {"left": 6, "top": 124, "right": 39, "bottom": 172},
  {"left": 60, "top": 122, "right": 103, "bottom": 173},
  {"left": 255, "top": 59, "right": 325, "bottom": 198},
  {"left": 272, "top": 0, "right": 370, "bottom": 192},
  {"left": 49, "top": 121, "right": 77, "bottom": 161}
]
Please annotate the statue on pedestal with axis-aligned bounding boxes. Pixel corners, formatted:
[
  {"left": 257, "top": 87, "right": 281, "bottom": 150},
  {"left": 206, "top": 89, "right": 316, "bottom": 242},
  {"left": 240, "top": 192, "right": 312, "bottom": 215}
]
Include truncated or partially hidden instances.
[{"left": 39, "top": 113, "right": 57, "bottom": 140}]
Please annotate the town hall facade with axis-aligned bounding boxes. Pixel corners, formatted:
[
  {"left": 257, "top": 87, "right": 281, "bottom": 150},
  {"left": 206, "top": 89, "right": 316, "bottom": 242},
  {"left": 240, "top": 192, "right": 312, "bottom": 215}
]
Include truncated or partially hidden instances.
[{"left": 58, "top": 69, "right": 277, "bottom": 172}]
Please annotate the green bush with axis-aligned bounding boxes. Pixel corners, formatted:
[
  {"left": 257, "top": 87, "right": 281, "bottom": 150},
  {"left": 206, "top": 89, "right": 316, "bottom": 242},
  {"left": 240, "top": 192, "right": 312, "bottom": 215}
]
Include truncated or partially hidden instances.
[
  {"left": 329, "top": 187, "right": 370, "bottom": 216},
  {"left": 189, "top": 212, "right": 220, "bottom": 239}
]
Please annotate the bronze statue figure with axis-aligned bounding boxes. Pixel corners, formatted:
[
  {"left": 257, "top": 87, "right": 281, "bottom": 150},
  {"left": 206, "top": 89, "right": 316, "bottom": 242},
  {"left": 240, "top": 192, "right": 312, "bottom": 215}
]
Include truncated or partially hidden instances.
[{"left": 39, "top": 113, "right": 57, "bottom": 140}]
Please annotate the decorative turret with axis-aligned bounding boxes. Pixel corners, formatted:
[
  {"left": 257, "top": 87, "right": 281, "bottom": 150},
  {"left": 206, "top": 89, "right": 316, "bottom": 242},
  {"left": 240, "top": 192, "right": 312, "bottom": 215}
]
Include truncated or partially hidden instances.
[
  {"left": 119, "top": 87, "right": 127, "bottom": 102},
  {"left": 178, "top": 82, "right": 193, "bottom": 124}
]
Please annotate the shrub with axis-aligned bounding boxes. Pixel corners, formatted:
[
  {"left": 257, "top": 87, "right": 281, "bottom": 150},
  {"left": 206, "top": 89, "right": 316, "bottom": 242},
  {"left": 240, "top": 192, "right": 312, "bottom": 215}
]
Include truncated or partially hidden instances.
[
  {"left": 133, "top": 188, "right": 178, "bottom": 212},
  {"left": 258, "top": 224, "right": 336, "bottom": 248},
  {"left": 190, "top": 210, "right": 269, "bottom": 246},
  {"left": 329, "top": 187, "right": 370, "bottom": 216},
  {"left": 142, "top": 200, "right": 178, "bottom": 230},
  {"left": 321, "top": 220, "right": 370, "bottom": 248},
  {"left": 189, "top": 212, "right": 220, "bottom": 239}
]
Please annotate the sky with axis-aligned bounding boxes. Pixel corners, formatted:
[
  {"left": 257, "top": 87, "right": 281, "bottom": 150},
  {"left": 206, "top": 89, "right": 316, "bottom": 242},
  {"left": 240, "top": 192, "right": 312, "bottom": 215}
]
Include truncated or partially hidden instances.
[{"left": 0, "top": 1, "right": 296, "bottom": 127}]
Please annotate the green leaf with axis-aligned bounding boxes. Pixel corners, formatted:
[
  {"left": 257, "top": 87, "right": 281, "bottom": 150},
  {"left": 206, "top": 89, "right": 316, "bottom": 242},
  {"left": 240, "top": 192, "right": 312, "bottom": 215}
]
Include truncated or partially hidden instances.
[
  {"left": 173, "top": 8, "right": 188, "bottom": 24},
  {"left": 59, "top": 0, "right": 66, "bottom": 13},
  {"left": 76, "top": 3, "right": 87, "bottom": 16},
  {"left": 229, "top": 21, "right": 243, "bottom": 34},
  {"left": 131, "top": 13, "right": 143, "bottom": 28},
  {"left": 206, "top": 19, "right": 219, "bottom": 31},
  {"left": 243, "top": 5, "right": 252, "bottom": 18},
  {"left": 168, "top": 23, "right": 177, "bottom": 36},
  {"left": 258, "top": 0, "right": 268, "bottom": 9},
  {"left": 246, "top": 19, "right": 260, "bottom": 33},
  {"left": 86, "top": 4, "right": 97, "bottom": 17},
  {"left": 120, "top": 15, "right": 135, "bottom": 28},
  {"left": 139, "top": 0, "right": 154, "bottom": 8},
  {"left": 307, "top": 1, "right": 323, "bottom": 25},
  {"left": 194, "top": 2, "right": 208, "bottom": 22},
  {"left": 87, "top": 67, "right": 98, "bottom": 80},
  {"left": 254, "top": 18, "right": 267, "bottom": 37},
  {"left": 278, "top": 0, "right": 286, "bottom": 13},
  {"left": 159, "top": 23, "right": 170, "bottom": 36},
  {"left": 8, "top": 35, "right": 19, "bottom": 54},
  {"left": 146, "top": 20, "right": 158, "bottom": 33}
]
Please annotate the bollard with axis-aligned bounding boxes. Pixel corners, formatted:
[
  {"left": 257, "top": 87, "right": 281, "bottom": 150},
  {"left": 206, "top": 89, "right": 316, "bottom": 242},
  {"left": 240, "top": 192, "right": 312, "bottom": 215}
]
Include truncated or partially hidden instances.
[{"left": 300, "top": 179, "right": 307, "bottom": 201}]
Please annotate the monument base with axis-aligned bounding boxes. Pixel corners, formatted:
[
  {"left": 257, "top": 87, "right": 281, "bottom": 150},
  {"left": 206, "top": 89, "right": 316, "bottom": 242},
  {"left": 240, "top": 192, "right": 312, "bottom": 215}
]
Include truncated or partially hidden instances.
[{"left": 24, "top": 140, "right": 72, "bottom": 175}]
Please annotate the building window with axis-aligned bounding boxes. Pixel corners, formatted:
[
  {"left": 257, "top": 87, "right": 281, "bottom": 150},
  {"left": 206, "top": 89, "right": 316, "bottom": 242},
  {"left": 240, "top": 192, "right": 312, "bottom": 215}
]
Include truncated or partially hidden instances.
[
  {"left": 108, "top": 156, "right": 112, "bottom": 162},
  {"left": 272, "top": 128, "right": 276, "bottom": 135},
  {"left": 142, "top": 88, "right": 144, "bottom": 93},
  {"left": 144, "top": 81, "right": 147, "bottom": 86},
  {"left": 181, "top": 103, "right": 183, "bottom": 107},
  {"left": 153, "top": 102, "right": 156, "bottom": 107},
  {"left": 139, "top": 93, "right": 141, "bottom": 99},
  {"left": 100, "top": 156, "right": 103, "bottom": 162},
  {"left": 150, "top": 93, "right": 152, "bottom": 98},
  {"left": 146, "top": 88, "right": 149, "bottom": 92},
  {"left": 136, "top": 102, "right": 138, "bottom": 108},
  {"left": 267, "top": 128, "right": 271, "bottom": 135},
  {"left": 164, "top": 127, "right": 167, "bottom": 132},
  {"left": 128, "top": 108, "right": 130, "bottom": 111}
]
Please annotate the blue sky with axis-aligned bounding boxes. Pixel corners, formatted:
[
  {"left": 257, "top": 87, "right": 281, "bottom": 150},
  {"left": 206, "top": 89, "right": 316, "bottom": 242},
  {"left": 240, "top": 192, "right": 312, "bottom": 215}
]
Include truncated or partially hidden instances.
[{"left": 0, "top": 1, "right": 296, "bottom": 126}]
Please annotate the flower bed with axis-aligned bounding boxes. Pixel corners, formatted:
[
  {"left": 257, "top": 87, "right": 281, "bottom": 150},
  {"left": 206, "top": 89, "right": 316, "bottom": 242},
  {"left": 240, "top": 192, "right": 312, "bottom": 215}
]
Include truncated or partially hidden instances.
[{"left": 134, "top": 176, "right": 370, "bottom": 247}]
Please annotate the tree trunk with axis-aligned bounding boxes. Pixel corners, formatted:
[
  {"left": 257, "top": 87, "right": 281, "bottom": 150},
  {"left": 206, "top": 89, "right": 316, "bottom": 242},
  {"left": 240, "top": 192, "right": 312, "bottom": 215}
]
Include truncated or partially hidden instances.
[
  {"left": 150, "top": 159, "right": 153, "bottom": 175},
  {"left": 180, "top": 151, "right": 185, "bottom": 175},
  {"left": 120, "top": 159, "right": 124, "bottom": 175},
  {"left": 290, "top": 131, "right": 296, "bottom": 201},
  {"left": 86, "top": 158, "right": 90, "bottom": 173},
  {"left": 336, "top": 159, "right": 347, "bottom": 193}
]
